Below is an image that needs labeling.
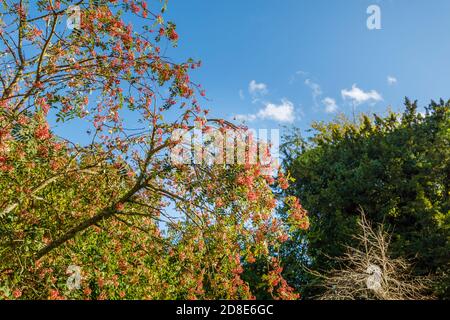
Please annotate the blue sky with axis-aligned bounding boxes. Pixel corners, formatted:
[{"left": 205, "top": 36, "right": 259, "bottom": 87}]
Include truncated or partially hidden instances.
[{"left": 160, "top": 0, "right": 450, "bottom": 134}]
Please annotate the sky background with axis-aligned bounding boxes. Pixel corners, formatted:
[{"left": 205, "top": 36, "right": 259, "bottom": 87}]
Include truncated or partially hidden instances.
[
  {"left": 41, "top": 0, "right": 450, "bottom": 227},
  {"left": 158, "top": 0, "right": 450, "bottom": 135}
]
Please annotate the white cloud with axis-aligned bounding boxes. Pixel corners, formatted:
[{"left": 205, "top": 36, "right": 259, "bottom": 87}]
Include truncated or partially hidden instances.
[
  {"left": 248, "top": 80, "right": 268, "bottom": 96},
  {"left": 234, "top": 99, "right": 295, "bottom": 123},
  {"left": 258, "top": 99, "right": 295, "bottom": 122},
  {"left": 387, "top": 76, "right": 398, "bottom": 85},
  {"left": 322, "top": 97, "right": 338, "bottom": 113},
  {"left": 341, "top": 84, "right": 383, "bottom": 105}
]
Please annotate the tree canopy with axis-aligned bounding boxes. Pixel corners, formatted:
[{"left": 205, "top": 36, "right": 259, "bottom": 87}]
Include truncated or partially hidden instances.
[
  {"left": 0, "top": 0, "right": 308, "bottom": 300},
  {"left": 281, "top": 99, "right": 450, "bottom": 299}
]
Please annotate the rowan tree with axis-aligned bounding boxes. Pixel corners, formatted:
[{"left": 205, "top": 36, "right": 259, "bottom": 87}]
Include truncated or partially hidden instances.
[{"left": 0, "top": 0, "right": 309, "bottom": 299}]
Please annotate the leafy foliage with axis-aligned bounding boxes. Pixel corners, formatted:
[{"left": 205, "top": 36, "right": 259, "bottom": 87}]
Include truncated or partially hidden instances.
[
  {"left": 0, "top": 0, "right": 308, "bottom": 300},
  {"left": 281, "top": 99, "right": 450, "bottom": 299}
]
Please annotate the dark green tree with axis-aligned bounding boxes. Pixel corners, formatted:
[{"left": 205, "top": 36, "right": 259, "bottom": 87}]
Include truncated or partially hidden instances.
[{"left": 281, "top": 99, "right": 450, "bottom": 299}]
